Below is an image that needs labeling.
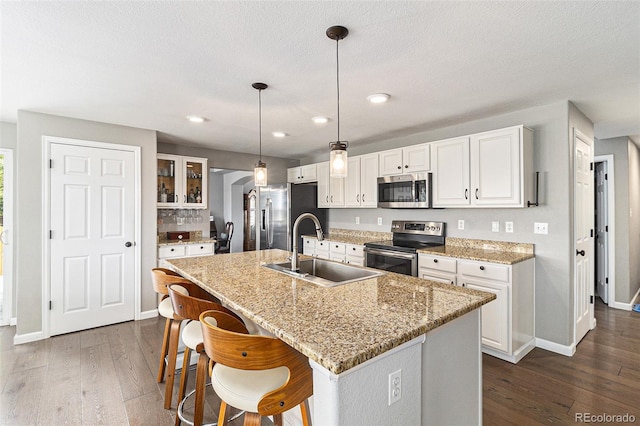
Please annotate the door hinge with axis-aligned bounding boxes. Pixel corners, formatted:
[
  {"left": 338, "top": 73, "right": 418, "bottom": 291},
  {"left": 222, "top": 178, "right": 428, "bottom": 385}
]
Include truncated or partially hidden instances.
[
  {"left": 590, "top": 162, "right": 594, "bottom": 171},
  {"left": 605, "top": 277, "right": 609, "bottom": 284},
  {"left": 49, "top": 159, "right": 53, "bottom": 168},
  {"left": 605, "top": 173, "right": 608, "bottom": 180},
  {"left": 590, "top": 229, "right": 594, "bottom": 238},
  {"left": 49, "top": 301, "right": 52, "bottom": 310},
  {"left": 605, "top": 225, "right": 608, "bottom": 232},
  {"left": 49, "top": 230, "right": 53, "bottom": 239},
  {"left": 590, "top": 295, "right": 594, "bottom": 304}
]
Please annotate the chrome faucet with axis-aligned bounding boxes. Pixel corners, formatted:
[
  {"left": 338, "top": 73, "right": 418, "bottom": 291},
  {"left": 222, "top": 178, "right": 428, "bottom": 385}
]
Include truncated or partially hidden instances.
[{"left": 291, "top": 213, "right": 324, "bottom": 271}]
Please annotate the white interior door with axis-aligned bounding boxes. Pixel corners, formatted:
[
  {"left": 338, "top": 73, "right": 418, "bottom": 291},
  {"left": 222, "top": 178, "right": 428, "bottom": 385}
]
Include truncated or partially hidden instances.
[
  {"left": 0, "top": 149, "right": 14, "bottom": 326},
  {"left": 50, "top": 143, "right": 136, "bottom": 335},
  {"left": 574, "top": 130, "right": 595, "bottom": 346},
  {"left": 595, "top": 161, "right": 608, "bottom": 303}
]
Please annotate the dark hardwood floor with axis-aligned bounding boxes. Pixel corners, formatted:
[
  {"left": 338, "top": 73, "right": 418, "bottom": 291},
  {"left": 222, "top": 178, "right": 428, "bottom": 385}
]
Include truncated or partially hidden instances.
[{"left": 1, "top": 299, "right": 638, "bottom": 425}]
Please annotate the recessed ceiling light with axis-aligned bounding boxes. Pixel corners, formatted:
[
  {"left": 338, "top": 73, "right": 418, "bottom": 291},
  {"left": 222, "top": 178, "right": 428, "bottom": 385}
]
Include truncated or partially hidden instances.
[
  {"left": 186, "top": 115, "right": 205, "bottom": 123},
  {"left": 272, "top": 131, "right": 287, "bottom": 138},
  {"left": 366, "top": 93, "right": 390, "bottom": 104},
  {"left": 312, "top": 116, "right": 329, "bottom": 124}
]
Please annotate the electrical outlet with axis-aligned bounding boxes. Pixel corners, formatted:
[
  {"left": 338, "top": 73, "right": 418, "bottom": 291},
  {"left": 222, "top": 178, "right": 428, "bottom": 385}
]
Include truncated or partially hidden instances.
[
  {"left": 378, "top": 217, "right": 383, "bottom": 226},
  {"left": 505, "top": 222, "right": 514, "bottom": 233},
  {"left": 534, "top": 222, "right": 548, "bottom": 234},
  {"left": 492, "top": 221, "right": 500, "bottom": 232},
  {"left": 209, "top": 215, "right": 214, "bottom": 222},
  {"left": 458, "top": 220, "right": 465, "bottom": 230},
  {"left": 388, "top": 369, "right": 402, "bottom": 406},
  {"left": 355, "top": 216, "right": 360, "bottom": 225}
]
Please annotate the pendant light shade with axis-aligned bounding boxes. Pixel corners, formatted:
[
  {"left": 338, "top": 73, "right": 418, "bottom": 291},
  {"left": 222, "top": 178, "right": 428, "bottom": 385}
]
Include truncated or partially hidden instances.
[
  {"left": 253, "top": 82, "right": 268, "bottom": 187},
  {"left": 327, "top": 25, "right": 349, "bottom": 178}
]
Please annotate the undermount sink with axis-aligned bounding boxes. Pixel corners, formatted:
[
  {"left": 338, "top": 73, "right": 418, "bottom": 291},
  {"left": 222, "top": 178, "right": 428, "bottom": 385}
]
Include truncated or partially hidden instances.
[{"left": 263, "top": 258, "right": 384, "bottom": 287}]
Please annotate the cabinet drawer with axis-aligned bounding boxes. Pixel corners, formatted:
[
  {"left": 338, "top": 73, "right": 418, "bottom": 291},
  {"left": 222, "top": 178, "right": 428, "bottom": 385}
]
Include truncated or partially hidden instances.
[
  {"left": 158, "top": 245, "right": 186, "bottom": 258},
  {"left": 303, "top": 238, "right": 316, "bottom": 250},
  {"left": 419, "top": 269, "right": 457, "bottom": 286},
  {"left": 330, "top": 253, "right": 346, "bottom": 263},
  {"left": 459, "top": 261, "right": 509, "bottom": 282},
  {"left": 186, "top": 243, "right": 214, "bottom": 256},
  {"left": 345, "top": 254, "right": 364, "bottom": 267},
  {"left": 345, "top": 244, "right": 364, "bottom": 257},
  {"left": 329, "top": 242, "right": 346, "bottom": 254},
  {"left": 316, "top": 241, "right": 330, "bottom": 252},
  {"left": 418, "top": 254, "right": 457, "bottom": 273}
]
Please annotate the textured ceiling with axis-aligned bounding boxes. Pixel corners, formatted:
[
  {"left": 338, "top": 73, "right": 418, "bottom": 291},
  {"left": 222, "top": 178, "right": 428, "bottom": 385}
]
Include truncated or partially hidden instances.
[{"left": 2, "top": 1, "right": 639, "bottom": 158}]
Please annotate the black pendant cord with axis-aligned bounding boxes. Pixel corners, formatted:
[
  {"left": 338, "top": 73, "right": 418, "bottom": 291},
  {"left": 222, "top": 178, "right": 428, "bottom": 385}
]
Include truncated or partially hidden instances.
[
  {"left": 258, "top": 88, "right": 262, "bottom": 162},
  {"left": 336, "top": 38, "right": 340, "bottom": 143}
]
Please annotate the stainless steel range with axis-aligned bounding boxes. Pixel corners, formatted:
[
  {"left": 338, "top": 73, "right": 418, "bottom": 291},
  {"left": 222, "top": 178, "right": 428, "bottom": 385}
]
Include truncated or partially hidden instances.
[{"left": 364, "top": 220, "right": 445, "bottom": 276}]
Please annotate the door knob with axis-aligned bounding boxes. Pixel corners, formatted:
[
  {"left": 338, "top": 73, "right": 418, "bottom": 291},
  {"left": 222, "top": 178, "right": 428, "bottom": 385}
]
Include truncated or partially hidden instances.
[
  {"left": 125, "top": 241, "right": 133, "bottom": 247},
  {"left": 576, "top": 249, "right": 585, "bottom": 256}
]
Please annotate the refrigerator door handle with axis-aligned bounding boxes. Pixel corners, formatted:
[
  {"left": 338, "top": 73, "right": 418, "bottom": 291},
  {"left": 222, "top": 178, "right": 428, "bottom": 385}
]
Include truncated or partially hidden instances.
[
  {"left": 261, "top": 209, "right": 266, "bottom": 231},
  {"left": 265, "top": 198, "right": 272, "bottom": 248}
]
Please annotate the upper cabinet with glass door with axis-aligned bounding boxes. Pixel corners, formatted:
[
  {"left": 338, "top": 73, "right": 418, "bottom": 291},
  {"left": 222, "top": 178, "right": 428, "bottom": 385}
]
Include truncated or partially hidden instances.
[{"left": 157, "top": 154, "right": 208, "bottom": 209}]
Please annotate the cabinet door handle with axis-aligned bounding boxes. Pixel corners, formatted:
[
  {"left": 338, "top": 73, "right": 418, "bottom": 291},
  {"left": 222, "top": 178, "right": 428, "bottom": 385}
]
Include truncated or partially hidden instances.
[
  {"left": 397, "top": 166, "right": 401, "bottom": 170},
  {"left": 184, "top": 195, "right": 187, "bottom": 202},
  {"left": 326, "top": 196, "right": 329, "bottom": 203},
  {"left": 475, "top": 188, "right": 479, "bottom": 200},
  {"left": 479, "top": 265, "right": 485, "bottom": 271},
  {"left": 330, "top": 195, "right": 333, "bottom": 203},
  {"left": 433, "top": 259, "right": 438, "bottom": 263},
  {"left": 200, "top": 246, "right": 204, "bottom": 249},
  {"left": 174, "top": 194, "right": 178, "bottom": 202},
  {"left": 465, "top": 189, "right": 468, "bottom": 200},
  {"left": 362, "top": 194, "right": 365, "bottom": 202},
  {"left": 356, "top": 194, "right": 360, "bottom": 203},
  {"left": 404, "top": 165, "right": 409, "bottom": 168},
  {"left": 462, "top": 283, "right": 466, "bottom": 287}
]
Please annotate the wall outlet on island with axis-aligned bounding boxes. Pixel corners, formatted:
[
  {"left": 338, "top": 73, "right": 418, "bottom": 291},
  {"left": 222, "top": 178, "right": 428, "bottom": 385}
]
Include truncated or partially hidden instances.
[
  {"left": 388, "top": 369, "right": 402, "bottom": 406},
  {"left": 355, "top": 216, "right": 360, "bottom": 225}
]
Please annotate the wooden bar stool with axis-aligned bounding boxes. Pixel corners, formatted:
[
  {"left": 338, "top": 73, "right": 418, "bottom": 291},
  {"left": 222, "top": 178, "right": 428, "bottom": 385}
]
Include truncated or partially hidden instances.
[
  {"left": 200, "top": 310, "right": 313, "bottom": 426},
  {"left": 151, "top": 268, "right": 193, "bottom": 409},
  {"left": 168, "top": 283, "right": 247, "bottom": 426}
]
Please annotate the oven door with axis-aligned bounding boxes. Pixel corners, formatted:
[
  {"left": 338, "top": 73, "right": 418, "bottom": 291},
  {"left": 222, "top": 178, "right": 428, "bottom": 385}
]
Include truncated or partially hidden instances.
[{"left": 364, "top": 247, "right": 417, "bottom": 276}]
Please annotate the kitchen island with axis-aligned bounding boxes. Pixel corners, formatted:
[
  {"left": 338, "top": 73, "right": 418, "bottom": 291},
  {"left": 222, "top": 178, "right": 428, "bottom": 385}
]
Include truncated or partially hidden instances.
[{"left": 164, "top": 249, "right": 495, "bottom": 426}]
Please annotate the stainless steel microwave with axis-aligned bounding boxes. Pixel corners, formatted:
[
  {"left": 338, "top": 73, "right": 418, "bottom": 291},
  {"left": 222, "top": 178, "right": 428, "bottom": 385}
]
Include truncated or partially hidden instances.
[{"left": 377, "top": 173, "right": 432, "bottom": 208}]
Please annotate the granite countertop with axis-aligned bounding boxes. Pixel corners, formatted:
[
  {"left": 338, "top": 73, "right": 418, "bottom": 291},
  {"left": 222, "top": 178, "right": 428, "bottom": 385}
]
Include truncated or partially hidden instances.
[
  {"left": 158, "top": 238, "right": 216, "bottom": 247},
  {"left": 418, "top": 238, "right": 535, "bottom": 265},
  {"left": 164, "top": 249, "right": 495, "bottom": 375},
  {"left": 304, "top": 228, "right": 392, "bottom": 246}
]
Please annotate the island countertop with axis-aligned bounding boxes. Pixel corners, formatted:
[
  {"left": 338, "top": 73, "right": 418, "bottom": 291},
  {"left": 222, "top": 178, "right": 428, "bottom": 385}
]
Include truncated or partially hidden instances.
[{"left": 164, "top": 249, "right": 495, "bottom": 374}]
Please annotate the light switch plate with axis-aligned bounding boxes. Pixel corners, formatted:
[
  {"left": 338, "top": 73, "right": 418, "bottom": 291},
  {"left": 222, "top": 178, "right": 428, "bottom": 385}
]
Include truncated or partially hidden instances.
[
  {"left": 492, "top": 221, "right": 500, "bottom": 232},
  {"left": 458, "top": 220, "right": 465, "bottom": 230},
  {"left": 534, "top": 222, "right": 548, "bottom": 234}
]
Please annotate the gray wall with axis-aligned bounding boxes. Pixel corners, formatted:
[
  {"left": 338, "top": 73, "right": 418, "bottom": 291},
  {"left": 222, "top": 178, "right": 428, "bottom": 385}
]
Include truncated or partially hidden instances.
[
  {"left": 15, "top": 111, "right": 158, "bottom": 336},
  {"left": 1, "top": 121, "right": 17, "bottom": 317},
  {"left": 157, "top": 142, "right": 298, "bottom": 185},
  {"left": 596, "top": 136, "right": 640, "bottom": 303},
  {"left": 209, "top": 170, "right": 225, "bottom": 233},
  {"left": 307, "top": 101, "right": 585, "bottom": 347}
]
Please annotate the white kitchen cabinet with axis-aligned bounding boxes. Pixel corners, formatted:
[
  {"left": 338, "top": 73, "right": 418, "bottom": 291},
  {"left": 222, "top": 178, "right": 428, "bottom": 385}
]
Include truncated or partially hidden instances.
[
  {"left": 418, "top": 253, "right": 535, "bottom": 363},
  {"left": 431, "top": 126, "right": 533, "bottom": 208},
  {"left": 418, "top": 253, "right": 457, "bottom": 285},
  {"left": 345, "top": 244, "right": 365, "bottom": 266},
  {"left": 302, "top": 237, "right": 316, "bottom": 256},
  {"left": 315, "top": 240, "right": 330, "bottom": 259},
  {"left": 431, "top": 137, "right": 470, "bottom": 207},
  {"left": 157, "top": 154, "right": 208, "bottom": 209},
  {"left": 287, "top": 164, "right": 317, "bottom": 184},
  {"left": 378, "top": 143, "right": 430, "bottom": 176},
  {"left": 158, "top": 242, "right": 215, "bottom": 261},
  {"left": 317, "top": 162, "right": 345, "bottom": 208},
  {"left": 345, "top": 154, "right": 379, "bottom": 208}
]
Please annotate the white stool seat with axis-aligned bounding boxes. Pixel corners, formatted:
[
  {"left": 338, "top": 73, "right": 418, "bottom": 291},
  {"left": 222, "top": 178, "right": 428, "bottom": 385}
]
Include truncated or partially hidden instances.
[
  {"left": 182, "top": 320, "right": 203, "bottom": 350},
  {"left": 158, "top": 297, "right": 174, "bottom": 319},
  {"left": 211, "top": 364, "right": 289, "bottom": 413}
]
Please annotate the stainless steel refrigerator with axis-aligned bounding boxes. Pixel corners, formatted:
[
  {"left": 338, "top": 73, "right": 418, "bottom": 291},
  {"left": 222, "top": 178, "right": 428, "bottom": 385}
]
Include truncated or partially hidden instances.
[{"left": 257, "top": 183, "right": 327, "bottom": 252}]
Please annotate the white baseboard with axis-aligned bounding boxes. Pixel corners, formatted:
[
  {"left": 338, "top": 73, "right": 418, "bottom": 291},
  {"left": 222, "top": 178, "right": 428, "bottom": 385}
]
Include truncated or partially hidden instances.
[
  {"left": 535, "top": 338, "right": 575, "bottom": 357},
  {"left": 610, "top": 287, "right": 640, "bottom": 311},
  {"left": 139, "top": 309, "right": 158, "bottom": 320},
  {"left": 14, "top": 330, "right": 46, "bottom": 345}
]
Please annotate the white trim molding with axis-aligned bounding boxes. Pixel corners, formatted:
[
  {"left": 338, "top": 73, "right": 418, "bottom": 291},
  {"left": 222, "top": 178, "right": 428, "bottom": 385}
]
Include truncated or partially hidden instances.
[
  {"left": 535, "top": 338, "right": 576, "bottom": 357},
  {"left": 14, "top": 330, "right": 46, "bottom": 345},
  {"left": 594, "top": 154, "right": 616, "bottom": 308},
  {"left": 610, "top": 287, "right": 640, "bottom": 311},
  {"left": 139, "top": 309, "right": 159, "bottom": 320}
]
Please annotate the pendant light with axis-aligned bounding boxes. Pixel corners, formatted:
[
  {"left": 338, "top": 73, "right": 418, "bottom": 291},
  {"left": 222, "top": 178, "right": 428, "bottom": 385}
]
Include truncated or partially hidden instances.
[
  {"left": 327, "top": 25, "right": 349, "bottom": 178},
  {"left": 253, "top": 82, "right": 268, "bottom": 187}
]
